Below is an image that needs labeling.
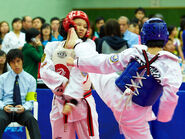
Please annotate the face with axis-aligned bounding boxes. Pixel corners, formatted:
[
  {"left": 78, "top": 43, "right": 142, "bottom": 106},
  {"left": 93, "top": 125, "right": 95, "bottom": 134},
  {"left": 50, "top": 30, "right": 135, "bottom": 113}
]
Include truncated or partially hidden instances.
[
  {"left": 32, "top": 19, "right": 42, "bottom": 30},
  {"left": 74, "top": 18, "right": 88, "bottom": 38},
  {"left": 128, "top": 24, "right": 135, "bottom": 33},
  {"left": 9, "top": 57, "right": 23, "bottom": 74},
  {"left": 171, "top": 27, "right": 178, "bottom": 37},
  {"left": 23, "top": 16, "right": 32, "bottom": 29},
  {"left": 163, "top": 40, "right": 175, "bottom": 53},
  {"left": 0, "top": 22, "right": 9, "bottom": 34},
  {"left": 0, "top": 54, "right": 6, "bottom": 65},
  {"left": 135, "top": 25, "right": 140, "bottom": 35},
  {"left": 135, "top": 11, "right": 145, "bottom": 21},
  {"left": 118, "top": 18, "right": 128, "bottom": 34},
  {"left": 51, "top": 20, "right": 60, "bottom": 32},
  {"left": 13, "top": 21, "right": 22, "bottom": 31},
  {"left": 42, "top": 26, "right": 51, "bottom": 36},
  {"left": 128, "top": 24, "right": 140, "bottom": 35},
  {"left": 96, "top": 20, "right": 104, "bottom": 31}
]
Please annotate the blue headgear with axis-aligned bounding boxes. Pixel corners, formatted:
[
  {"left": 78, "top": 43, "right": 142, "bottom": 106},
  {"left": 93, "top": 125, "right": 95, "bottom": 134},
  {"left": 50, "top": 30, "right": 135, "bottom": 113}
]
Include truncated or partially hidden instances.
[{"left": 140, "top": 18, "right": 168, "bottom": 46}]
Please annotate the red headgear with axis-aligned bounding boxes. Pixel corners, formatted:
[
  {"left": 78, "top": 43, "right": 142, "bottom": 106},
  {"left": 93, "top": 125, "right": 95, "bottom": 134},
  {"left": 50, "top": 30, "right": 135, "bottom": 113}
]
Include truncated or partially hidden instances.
[{"left": 63, "top": 10, "right": 90, "bottom": 38}]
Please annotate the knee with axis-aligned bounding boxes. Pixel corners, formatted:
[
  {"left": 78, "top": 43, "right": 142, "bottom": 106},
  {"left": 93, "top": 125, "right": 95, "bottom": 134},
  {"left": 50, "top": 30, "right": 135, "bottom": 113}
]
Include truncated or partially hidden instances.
[
  {"left": 0, "top": 117, "right": 7, "bottom": 123},
  {"left": 0, "top": 116, "right": 9, "bottom": 129},
  {"left": 24, "top": 111, "right": 36, "bottom": 122},
  {"left": 0, "top": 115, "right": 9, "bottom": 123},
  {"left": 27, "top": 115, "right": 36, "bottom": 122}
]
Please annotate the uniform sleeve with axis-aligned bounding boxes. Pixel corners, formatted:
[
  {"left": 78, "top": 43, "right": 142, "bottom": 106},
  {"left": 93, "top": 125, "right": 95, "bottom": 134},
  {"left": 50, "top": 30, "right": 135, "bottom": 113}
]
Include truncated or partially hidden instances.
[
  {"left": 23, "top": 77, "right": 36, "bottom": 111},
  {"left": 0, "top": 76, "right": 5, "bottom": 110},
  {"left": 62, "top": 40, "right": 95, "bottom": 99},
  {"left": 40, "top": 42, "right": 68, "bottom": 90},
  {"left": 74, "top": 40, "right": 98, "bottom": 57},
  {"left": 74, "top": 45, "right": 134, "bottom": 74},
  {"left": 29, "top": 46, "right": 44, "bottom": 62},
  {"left": 63, "top": 67, "right": 84, "bottom": 100},
  {"left": 157, "top": 61, "right": 182, "bottom": 122}
]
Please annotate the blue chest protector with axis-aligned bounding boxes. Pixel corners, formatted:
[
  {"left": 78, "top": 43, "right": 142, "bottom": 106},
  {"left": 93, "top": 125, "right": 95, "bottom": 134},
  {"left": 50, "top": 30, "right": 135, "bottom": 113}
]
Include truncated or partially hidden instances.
[{"left": 115, "top": 52, "right": 163, "bottom": 107}]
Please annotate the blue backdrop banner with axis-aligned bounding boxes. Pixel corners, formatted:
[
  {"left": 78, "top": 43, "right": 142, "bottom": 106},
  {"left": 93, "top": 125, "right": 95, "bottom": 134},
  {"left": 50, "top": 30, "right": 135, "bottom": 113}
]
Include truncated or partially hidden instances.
[{"left": 3, "top": 83, "right": 185, "bottom": 139}]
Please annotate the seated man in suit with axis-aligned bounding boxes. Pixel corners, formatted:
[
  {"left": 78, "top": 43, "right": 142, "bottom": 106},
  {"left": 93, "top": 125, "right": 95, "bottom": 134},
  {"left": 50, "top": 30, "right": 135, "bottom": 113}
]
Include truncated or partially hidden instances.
[{"left": 0, "top": 49, "right": 41, "bottom": 139}]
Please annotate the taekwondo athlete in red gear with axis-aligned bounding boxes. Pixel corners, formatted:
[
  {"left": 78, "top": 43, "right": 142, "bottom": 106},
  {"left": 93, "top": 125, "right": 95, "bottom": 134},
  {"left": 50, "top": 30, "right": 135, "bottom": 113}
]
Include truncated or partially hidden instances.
[
  {"left": 67, "top": 18, "right": 182, "bottom": 139},
  {"left": 40, "top": 11, "right": 99, "bottom": 139}
]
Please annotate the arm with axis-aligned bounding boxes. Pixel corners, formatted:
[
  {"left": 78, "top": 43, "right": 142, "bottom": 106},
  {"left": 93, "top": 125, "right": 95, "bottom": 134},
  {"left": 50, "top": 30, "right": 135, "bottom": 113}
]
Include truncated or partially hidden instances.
[
  {"left": 22, "top": 78, "right": 36, "bottom": 111},
  {"left": 62, "top": 39, "right": 96, "bottom": 114},
  {"left": 176, "top": 39, "right": 184, "bottom": 61},
  {"left": 74, "top": 42, "right": 134, "bottom": 74},
  {"left": 64, "top": 40, "right": 101, "bottom": 99},
  {"left": 0, "top": 76, "right": 5, "bottom": 110},
  {"left": 29, "top": 45, "right": 44, "bottom": 62},
  {"left": 62, "top": 39, "right": 89, "bottom": 99},
  {"left": 177, "top": 45, "right": 184, "bottom": 61},
  {"left": 63, "top": 67, "right": 84, "bottom": 99},
  {"left": 40, "top": 42, "right": 68, "bottom": 90},
  {"left": 157, "top": 61, "right": 182, "bottom": 122},
  {"left": 62, "top": 67, "right": 84, "bottom": 115}
]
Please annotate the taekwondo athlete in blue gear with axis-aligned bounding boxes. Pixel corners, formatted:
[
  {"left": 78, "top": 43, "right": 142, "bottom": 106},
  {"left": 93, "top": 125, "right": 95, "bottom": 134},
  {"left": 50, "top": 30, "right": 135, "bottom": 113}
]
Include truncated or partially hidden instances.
[
  {"left": 115, "top": 18, "right": 169, "bottom": 107},
  {"left": 69, "top": 17, "right": 182, "bottom": 139}
]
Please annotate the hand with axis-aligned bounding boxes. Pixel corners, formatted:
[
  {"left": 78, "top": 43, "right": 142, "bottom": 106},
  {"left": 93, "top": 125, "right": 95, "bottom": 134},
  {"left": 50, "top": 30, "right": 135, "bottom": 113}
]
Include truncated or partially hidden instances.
[
  {"left": 62, "top": 103, "right": 73, "bottom": 115},
  {"left": 4, "top": 105, "right": 14, "bottom": 113},
  {"left": 35, "top": 40, "right": 42, "bottom": 47},
  {"left": 15, "top": 105, "right": 25, "bottom": 114},
  {"left": 66, "top": 57, "right": 75, "bottom": 67},
  {"left": 18, "top": 46, "right": 23, "bottom": 50},
  {"left": 53, "top": 81, "right": 69, "bottom": 96}
]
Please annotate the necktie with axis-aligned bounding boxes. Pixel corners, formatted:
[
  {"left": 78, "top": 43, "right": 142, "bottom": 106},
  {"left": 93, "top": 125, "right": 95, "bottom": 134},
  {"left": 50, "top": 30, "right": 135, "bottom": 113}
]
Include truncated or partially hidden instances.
[{"left": 13, "top": 75, "right": 22, "bottom": 106}]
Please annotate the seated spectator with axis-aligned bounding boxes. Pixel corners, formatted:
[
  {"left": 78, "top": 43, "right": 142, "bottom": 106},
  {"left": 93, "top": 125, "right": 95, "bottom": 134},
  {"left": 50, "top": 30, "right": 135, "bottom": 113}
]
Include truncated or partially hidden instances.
[
  {"left": 94, "top": 16, "right": 105, "bottom": 38},
  {"left": 0, "top": 49, "right": 41, "bottom": 139},
  {"left": 118, "top": 16, "right": 139, "bottom": 48},
  {"left": 21, "top": 16, "right": 32, "bottom": 33},
  {"left": 99, "top": 25, "right": 105, "bottom": 38},
  {"left": 0, "top": 21, "right": 10, "bottom": 49},
  {"left": 50, "top": 17, "right": 63, "bottom": 41},
  {"left": 128, "top": 22, "right": 140, "bottom": 35},
  {"left": 40, "top": 23, "right": 57, "bottom": 47},
  {"left": 0, "top": 50, "right": 7, "bottom": 75},
  {"left": 94, "top": 25, "right": 105, "bottom": 47},
  {"left": 2, "top": 18, "right": 26, "bottom": 53},
  {"left": 132, "top": 7, "right": 146, "bottom": 26},
  {"left": 88, "top": 21, "right": 97, "bottom": 41},
  {"left": 180, "top": 18, "right": 185, "bottom": 56},
  {"left": 96, "top": 18, "right": 128, "bottom": 54},
  {"left": 128, "top": 22, "right": 141, "bottom": 44},
  {"left": 32, "top": 17, "right": 45, "bottom": 32},
  {"left": 22, "top": 28, "right": 43, "bottom": 80},
  {"left": 163, "top": 38, "right": 176, "bottom": 54},
  {"left": 168, "top": 25, "right": 184, "bottom": 61}
]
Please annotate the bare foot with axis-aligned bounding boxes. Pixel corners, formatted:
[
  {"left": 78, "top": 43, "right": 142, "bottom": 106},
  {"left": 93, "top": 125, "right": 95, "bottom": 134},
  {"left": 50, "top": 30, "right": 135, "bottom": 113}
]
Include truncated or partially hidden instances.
[{"left": 64, "top": 27, "right": 79, "bottom": 49}]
